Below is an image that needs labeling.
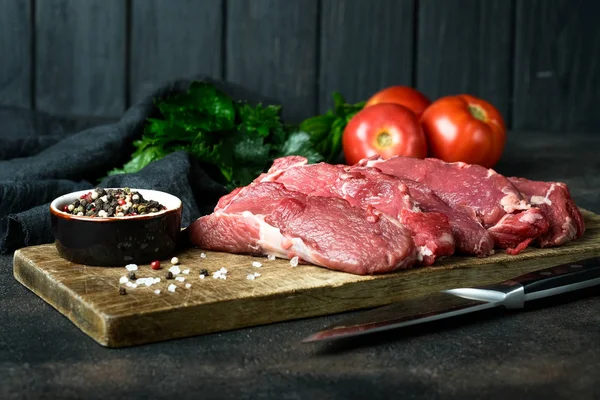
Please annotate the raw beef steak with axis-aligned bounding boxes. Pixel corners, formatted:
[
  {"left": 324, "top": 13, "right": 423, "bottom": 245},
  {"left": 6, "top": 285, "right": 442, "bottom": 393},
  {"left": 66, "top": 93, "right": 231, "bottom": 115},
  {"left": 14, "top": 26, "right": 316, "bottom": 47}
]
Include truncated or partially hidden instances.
[
  {"left": 361, "top": 155, "right": 550, "bottom": 253},
  {"left": 381, "top": 174, "right": 495, "bottom": 257},
  {"left": 253, "top": 157, "right": 455, "bottom": 265},
  {"left": 188, "top": 182, "right": 418, "bottom": 275},
  {"left": 508, "top": 177, "right": 585, "bottom": 247}
]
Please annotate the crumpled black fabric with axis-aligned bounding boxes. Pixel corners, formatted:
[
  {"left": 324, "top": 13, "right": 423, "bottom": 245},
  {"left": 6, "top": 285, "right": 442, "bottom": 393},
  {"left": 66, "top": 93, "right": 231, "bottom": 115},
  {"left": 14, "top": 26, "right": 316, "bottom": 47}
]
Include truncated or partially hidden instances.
[{"left": 0, "top": 76, "right": 272, "bottom": 254}]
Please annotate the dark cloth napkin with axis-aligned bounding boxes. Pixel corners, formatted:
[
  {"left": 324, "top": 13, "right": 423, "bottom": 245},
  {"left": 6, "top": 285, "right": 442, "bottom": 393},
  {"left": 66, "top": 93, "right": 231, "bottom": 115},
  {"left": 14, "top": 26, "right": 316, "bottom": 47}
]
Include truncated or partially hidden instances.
[{"left": 0, "top": 76, "right": 271, "bottom": 254}]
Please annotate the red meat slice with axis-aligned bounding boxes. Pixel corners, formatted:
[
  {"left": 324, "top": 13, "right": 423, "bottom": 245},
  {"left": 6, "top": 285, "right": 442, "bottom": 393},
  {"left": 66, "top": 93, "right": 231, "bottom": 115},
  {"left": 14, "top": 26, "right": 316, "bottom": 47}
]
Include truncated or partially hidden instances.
[
  {"left": 361, "top": 155, "right": 550, "bottom": 254},
  {"left": 508, "top": 177, "right": 585, "bottom": 247},
  {"left": 253, "top": 158, "right": 455, "bottom": 265},
  {"left": 188, "top": 182, "right": 417, "bottom": 275}
]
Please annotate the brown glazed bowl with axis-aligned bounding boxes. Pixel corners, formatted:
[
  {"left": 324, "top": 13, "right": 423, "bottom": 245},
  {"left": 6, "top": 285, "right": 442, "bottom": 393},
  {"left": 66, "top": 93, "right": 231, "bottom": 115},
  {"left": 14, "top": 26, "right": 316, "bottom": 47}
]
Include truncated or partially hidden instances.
[{"left": 50, "top": 188, "right": 182, "bottom": 266}]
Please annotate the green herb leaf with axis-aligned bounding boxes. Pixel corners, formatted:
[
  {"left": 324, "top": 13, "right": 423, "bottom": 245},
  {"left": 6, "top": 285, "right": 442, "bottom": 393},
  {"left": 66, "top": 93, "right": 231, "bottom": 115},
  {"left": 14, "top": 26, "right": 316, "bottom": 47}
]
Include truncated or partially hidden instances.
[
  {"left": 332, "top": 92, "right": 346, "bottom": 111},
  {"left": 108, "top": 145, "right": 169, "bottom": 176},
  {"left": 279, "top": 131, "right": 325, "bottom": 164},
  {"left": 233, "top": 136, "right": 271, "bottom": 165},
  {"left": 108, "top": 80, "right": 331, "bottom": 189}
]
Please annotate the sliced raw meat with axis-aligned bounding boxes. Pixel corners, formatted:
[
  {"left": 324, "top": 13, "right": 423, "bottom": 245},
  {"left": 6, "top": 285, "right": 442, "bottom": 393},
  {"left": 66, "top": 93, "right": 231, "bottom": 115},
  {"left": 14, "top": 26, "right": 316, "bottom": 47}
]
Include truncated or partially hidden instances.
[
  {"left": 359, "top": 156, "right": 528, "bottom": 226},
  {"left": 487, "top": 208, "right": 549, "bottom": 254},
  {"left": 188, "top": 182, "right": 418, "bottom": 275},
  {"left": 347, "top": 165, "right": 495, "bottom": 257},
  {"left": 399, "top": 209, "right": 453, "bottom": 265},
  {"left": 361, "top": 156, "right": 550, "bottom": 253},
  {"left": 508, "top": 177, "right": 585, "bottom": 247},
  {"left": 253, "top": 158, "right": 455, "bottom": 265}
]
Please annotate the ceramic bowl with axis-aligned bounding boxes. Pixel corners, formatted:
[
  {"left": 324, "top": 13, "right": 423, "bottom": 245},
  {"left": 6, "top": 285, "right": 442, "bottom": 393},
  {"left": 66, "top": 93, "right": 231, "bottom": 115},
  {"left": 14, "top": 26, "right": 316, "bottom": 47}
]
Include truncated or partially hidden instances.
[{"left": 50, "top": 188, "right": 182, "bottom": 266}]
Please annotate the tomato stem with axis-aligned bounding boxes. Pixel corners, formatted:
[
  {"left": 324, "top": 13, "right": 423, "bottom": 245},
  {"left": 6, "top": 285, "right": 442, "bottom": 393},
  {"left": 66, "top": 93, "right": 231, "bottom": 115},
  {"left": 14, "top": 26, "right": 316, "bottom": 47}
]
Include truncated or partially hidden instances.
[
  {"left": 467, "top": 104, "right": 487, "bottom": 122},
  {"left": 377, "top": 132, "right": 392, "bottom": 148}
]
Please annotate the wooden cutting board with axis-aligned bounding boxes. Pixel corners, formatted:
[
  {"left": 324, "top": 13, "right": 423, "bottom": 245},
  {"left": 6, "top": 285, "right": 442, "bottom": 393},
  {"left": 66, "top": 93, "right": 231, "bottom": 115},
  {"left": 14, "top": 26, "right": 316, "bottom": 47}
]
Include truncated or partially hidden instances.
[{"left": 13, "top": 209, "right": 600, "bottom": 348}]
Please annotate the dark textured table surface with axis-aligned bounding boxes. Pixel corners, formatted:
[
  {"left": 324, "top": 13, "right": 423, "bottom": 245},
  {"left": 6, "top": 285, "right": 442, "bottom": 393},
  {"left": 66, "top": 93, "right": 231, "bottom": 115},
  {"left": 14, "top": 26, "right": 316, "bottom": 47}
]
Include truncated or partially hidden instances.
[{"left": 2, "top": 132, "right": 599, "bottom": 400}]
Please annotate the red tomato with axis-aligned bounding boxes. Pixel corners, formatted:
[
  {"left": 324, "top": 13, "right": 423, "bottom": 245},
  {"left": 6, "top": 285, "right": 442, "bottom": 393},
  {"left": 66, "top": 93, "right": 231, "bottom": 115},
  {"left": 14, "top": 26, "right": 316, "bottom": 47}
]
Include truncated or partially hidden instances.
[
  {"left": 420, "top": 94, "right": 506, "bottom": 168},
  {"left": 342, "top": 103, "right": 428, "bottom": 165},
  {"left": 365, "top": 86, "right": 432, "bottom": 118}
]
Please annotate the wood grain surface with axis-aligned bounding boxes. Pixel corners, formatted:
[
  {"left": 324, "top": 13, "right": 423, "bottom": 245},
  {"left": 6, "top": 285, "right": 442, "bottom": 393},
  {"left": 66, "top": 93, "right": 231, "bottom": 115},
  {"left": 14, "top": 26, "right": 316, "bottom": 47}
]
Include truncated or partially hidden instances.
[
  {"left": 129, "top": 0, "right": 224, "bottom": 105},
  {"left": 416, "top": 0, "right": 513, "bottom": 121},
  {"left": 35, "top": 0, "right": 126, "bottom": 117},
  {"left": 0, "top": 0, "right": 31, "bottom": 108},
  {"left": 318, "top": 0, "right": 414, "bottom": 113},
  {"left": 513, "top": 0, "right": 600, "bottom": 132},
  {"left": 13, "top": 209, "right": 600, "bottom": 348},
  {"left": 225, "top": 0, "right": 319, "bottom": 123}
]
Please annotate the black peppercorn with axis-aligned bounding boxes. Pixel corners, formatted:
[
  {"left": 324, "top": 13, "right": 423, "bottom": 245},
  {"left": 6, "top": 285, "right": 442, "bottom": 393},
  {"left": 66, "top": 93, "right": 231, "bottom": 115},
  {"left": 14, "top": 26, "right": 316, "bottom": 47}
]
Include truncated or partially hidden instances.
[
  {"left": 119, "top": 287, "right": 127, "bottom": 295},
  {"left": 127, "top": 271, "right": 137, "bottom": 280},
  {"left": 166, "top": 271, "right": 174, "bottom": 280},
  {"left": 200, "top": 269, "right": 209, "bottom": 276},
  {"left": 64, "top": 188, "right": 166, "bottom": 218}
]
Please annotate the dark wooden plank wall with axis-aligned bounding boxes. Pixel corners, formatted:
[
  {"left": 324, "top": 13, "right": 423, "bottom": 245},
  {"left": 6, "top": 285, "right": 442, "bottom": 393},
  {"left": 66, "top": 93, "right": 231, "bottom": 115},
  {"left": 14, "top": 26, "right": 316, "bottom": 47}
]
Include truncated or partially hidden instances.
[
  {"left": 513, "top": 0, "right": 600, "bottom": 132},
  {"left": 0, "top": 0, "right": 598, "bottom": 131},
  {"left": 416, "top": 0, "right": 513, "bottom": 122},
  {"left": 35, "top": 0, "right": 126, "bottom": 117},
  {"left": 226, "top": 0, "right": 319, "bottom": 122},
  {"left": 0, "top": 0, "right": 31, "bottom": 108},
  {"left": 130, "top": 0, "right": 223, "bottom": 104},
  {"left": 318, "top": 0, "right": 414, "bottom": 113}
]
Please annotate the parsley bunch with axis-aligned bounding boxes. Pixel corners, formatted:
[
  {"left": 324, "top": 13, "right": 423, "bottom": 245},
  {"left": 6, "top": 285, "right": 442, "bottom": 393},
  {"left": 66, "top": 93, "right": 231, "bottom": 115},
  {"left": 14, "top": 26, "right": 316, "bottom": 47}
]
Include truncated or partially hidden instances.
[
  {"left": 109, "top": 82, "right": 323, "bottom": 190},
  {"left": 299, "top": 92, "right": 365, "bottom": 164}
]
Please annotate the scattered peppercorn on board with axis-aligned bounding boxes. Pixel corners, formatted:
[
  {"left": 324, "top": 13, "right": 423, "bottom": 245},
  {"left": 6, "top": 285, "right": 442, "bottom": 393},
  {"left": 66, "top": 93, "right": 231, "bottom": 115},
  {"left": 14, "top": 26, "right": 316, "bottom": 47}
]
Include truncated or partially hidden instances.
[{"left": 13, "top": 209, "right": 600, "bottom": 348}]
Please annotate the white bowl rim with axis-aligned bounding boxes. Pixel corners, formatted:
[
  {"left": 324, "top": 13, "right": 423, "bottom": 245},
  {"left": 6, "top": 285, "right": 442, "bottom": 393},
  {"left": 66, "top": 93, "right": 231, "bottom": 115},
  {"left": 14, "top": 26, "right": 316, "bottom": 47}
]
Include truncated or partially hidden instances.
[{"left": 50, "top": 188, "right": 182, "bottom": 221}]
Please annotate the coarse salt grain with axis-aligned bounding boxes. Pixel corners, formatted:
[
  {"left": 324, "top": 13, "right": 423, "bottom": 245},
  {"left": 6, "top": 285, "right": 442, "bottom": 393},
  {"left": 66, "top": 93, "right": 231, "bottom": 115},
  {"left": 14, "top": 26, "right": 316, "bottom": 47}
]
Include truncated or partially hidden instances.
[
  {"left": 200, "top": 253, "right": 207, "bottom": 258},
  {"left": 246, "top": 274, "right": 256, "bottom": 280},
  {"left": 219, "top": 267, "right": 228, "bottom": 273},
  {"left": 168, "top": 265, "right": 181, "bottom": 275},
  {"left": 185, "top": 283, "right": 191, "bottom": 289},
  {"left": 125, "top": 264, "right": 138, "bottom": 271},
  {"left": 213, "top": 271, "right": 227, "bottom": 280},
  {"left": 167, "top": 284, "right": 177, "bottom": 293},
  {"left": 254, "top": 272, "right": 261, "bottom": 277},
  {"left": 153, "top": 278, "right": 161, "bottom": 284},
  {"left": 119, "top": 276, "right": 128, "bottom": 284},
  {"left": 126, "top": 282, "right": 137, "bottom": 288},
  {"left": 290, "top": 256, "right": 299, "bottom": 267},
  {"left": 267, "top": 254, "right": 276, "bottom": 261},
  {"left": 199, "top": 275, "right": 205, "bottom": 280},
  {"left": 252, "top": 261, "right": 262, "bottom": 268},
  {"left": 182, "top": 269, "right": 190, "bottom": 275},
  {"left": 175, "top": 276, "right": 185, "bottom": 282},
  {"left": 154, "top": 289, "right": 161, "bottom": 295},
  {"left": 171, "top": 257, "right": 179, "bottom": 265}
]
